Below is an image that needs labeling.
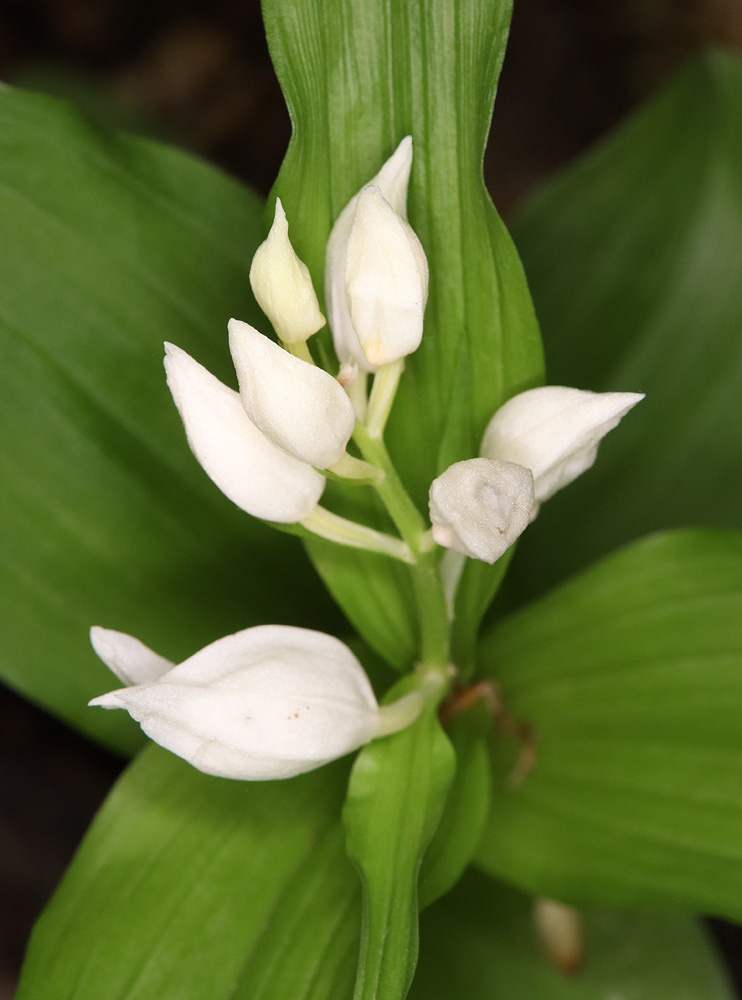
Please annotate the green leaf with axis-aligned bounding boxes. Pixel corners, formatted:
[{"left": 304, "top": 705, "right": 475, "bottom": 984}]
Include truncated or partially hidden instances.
[
  {"left": 343, "top": 684, "right": 455, "bottom": 1000},
  {"left": 18, "top": 746, "right": 361, "bottom": 1000},
  {"left": 418, "top": 702, "right": 491, "bottom": 909},
  {"left": 411, "top": 870, "right": 734, "bottom": 1000},
  {"left": 475, "top": 529, "right": 742, "bottom": 920},
  {"left": 506, "top": 50, "right": 742, "bottom": 606},
  {"left": 0, "top": 86, "right": 340, "bottom": 751},
  {"left": 262, "top": 0, "right": 544, "bottom": 664}
]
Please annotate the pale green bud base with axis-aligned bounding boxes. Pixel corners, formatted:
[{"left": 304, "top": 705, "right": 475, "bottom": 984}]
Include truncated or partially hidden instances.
[{"left": 301, "top": 505, "right": 414, "bottom": 564}]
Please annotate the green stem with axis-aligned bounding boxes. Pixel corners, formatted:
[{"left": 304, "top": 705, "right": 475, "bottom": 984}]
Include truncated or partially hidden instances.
[
  {"left": 301, "top": 505, "right": 413, "bottom": 563},
  {"left": 353, "top": 423, "right": 450, "bottom": 669}
]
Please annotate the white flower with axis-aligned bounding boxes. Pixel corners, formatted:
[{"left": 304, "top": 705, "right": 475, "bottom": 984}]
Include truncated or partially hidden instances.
[
  {"left": 89, "top": 625, "right": 422, "bottom": 780},
  {"left": 325, "top": 136, "right": 417, "bottom": 372},
  {"left": 164, "top": 342, "right": 324, "bottom": 522},
  {"left": 344, "top": 186, "right": 429, "bottom": 367},
  {"left": 429, "top": 458, "right": 534, "bottom": 563},
  {"left": 249, "top": 197, "right": 325, "bottom": 344},
  {"left": 228, "top": 319, "right": 355, "bottom": 469},
  {"left": 481, "top": 386, "right": 644, "bottom": 508}
]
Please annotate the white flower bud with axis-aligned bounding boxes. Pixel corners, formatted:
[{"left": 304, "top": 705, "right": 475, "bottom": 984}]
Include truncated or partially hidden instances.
[
  {"left": 345, "top": 186, "right": 428, "bottom": 367},
  {"left": 325, "top": 136, "right": 414, "bottom": 372},
  {"left": 249, "top": 197, "right": 325, "bottom": 344},
  {"left": 228, "top": 319, "right": 355, "bottom": 469},
  {"left": 164, "top": 343, "right": 325, "bottom": 523},
  {"left": 533, "top": 898, "right": 584, "bottom": 975},
  {"left": 89, "top": 625, "right": 422, "bottom": 780},
  {"left": 481, "top": 386, "right": 644, "bottom": 506},
  {"left": 429, "top": 458, "right": 534, "bottom": 563}
]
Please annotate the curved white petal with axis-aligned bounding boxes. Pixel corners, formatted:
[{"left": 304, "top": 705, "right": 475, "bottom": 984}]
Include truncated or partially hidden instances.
[
  {"left": 249, "top": 198, "right": 325, "bottom": 344},
  {"left": 90, "top": 626, "right": 173, "bottom": 685},
  {"left": 228, "top": 319, "right": 355, "bottom": 468},
  {"left": 429, "top": 458, "right": 534, "bottom": 563},
  {"left": 90, "top": 625, "right": 391, "bottom": 780},
  {"left": 164, "top": 342, "right": 325, "bottom": 522},
  {"left": 345, "top": 186, "right": 428, "bottom": 367},
  {"left": 325, "top": 136, "right": 413, "bottom": 372},
  {"left": 481, "top": 386, "right": 644, "bottom": 504}
]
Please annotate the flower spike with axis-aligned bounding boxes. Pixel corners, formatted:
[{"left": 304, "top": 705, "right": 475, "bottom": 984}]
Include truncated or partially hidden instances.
[{"left": 89, "top": 625, "right": 423, "bottom": 780}]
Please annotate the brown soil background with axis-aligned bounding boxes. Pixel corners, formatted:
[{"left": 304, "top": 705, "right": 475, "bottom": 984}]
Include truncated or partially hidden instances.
[{"left": 1, "top": 0, "right": 741, "bottom": 995}]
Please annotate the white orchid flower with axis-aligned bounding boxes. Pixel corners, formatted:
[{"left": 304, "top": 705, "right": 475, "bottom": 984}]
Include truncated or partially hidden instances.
[
  {"left": 249, "top": 197, "right": 325, "bottom": 344},
  {"left": 345, "top": 185, "right": 429, "bottom": 367},
  {"left": 228, "top": 318, "right": 356, "bottom": 469},
  {"left": 89, "top": 625, "right": 423, "bottom": 780},
  {"left": 481, "top": 386, "right": 644, "bottom": 511},
  {"left": 164, "top": 342, "right": 324, "bottom": 522},
  {"left": 429, "top": 458, "right": 534, "bottom": 563},
  {"left": 325, "top": 136, "right": 417, "bottom": 372}
]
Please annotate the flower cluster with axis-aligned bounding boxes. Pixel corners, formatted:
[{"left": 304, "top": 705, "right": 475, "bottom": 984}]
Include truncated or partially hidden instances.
[{"left": 90, "top": 138, "right": 643, "bottom": 781}]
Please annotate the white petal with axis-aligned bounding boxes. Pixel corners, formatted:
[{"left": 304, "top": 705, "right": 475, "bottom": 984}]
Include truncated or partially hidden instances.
[
  {"left": 228, "top": 319, "right": 355, "bottom": 468},
  {"left": 429, "top": 458, "right": 534, "bottom": 563},
  {"left": 325, "top": 136, "right": 414, "bottom": 372},
  {"left": 90, "top": 626, "right": 173, "bottom": 685},
  {"left": 249, "top": 198, "right": 325, "bottom": 344},
  {"left": 90, "top": 625, "right": 385, "bottom": 780},
  {"left": 164, "top": 342, "right": 325, "bottom": 522},
  {"left": 345, "top": 186, "right": 428, "bottom": 367},
  {"left": 481, "top": 386, "right": 644, "bottom": 504}
]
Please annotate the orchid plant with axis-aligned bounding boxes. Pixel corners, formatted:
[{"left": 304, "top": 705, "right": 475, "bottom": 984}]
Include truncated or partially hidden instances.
[{"left": 4, "top": 1, "right": 742, "bottom": 998}]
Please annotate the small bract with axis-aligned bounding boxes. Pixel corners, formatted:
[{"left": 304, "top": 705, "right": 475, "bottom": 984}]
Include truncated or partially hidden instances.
[{"left": 89, "top": 625, "right": 423, "bottom": 780}]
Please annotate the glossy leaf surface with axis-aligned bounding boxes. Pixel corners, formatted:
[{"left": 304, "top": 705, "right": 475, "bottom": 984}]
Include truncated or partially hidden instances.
[
  {"left": 0, "top": 86, "right": 340, "bottom": 751},
  {"left": 476, "top": 530, "right": 742, "bottom": 920}
]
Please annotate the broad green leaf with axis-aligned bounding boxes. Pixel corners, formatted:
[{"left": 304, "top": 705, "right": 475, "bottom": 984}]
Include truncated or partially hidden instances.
[
  {"left": 411, "top": 870, "right": 733, "bottom": 1000},
  {"left": 475, "top": 530, "right": 742, "bottom": 920},
  {"left": 18, "top": 746, "right": 361, "bottom": 1000},
  {"left": 418, "top": 701, "right": 491, "bottom": 909},
  {"left": 506, "top": 50, "right": 742, "bottom": 607},
  {"left": 343, "top": 685, "right": 455, "bottom": 1000},
  {"left": 263, "top": 0, "right": 544, "bottom": 665},
  {"left": 0, "top": 86, "right": 340, "bottom": 751}
]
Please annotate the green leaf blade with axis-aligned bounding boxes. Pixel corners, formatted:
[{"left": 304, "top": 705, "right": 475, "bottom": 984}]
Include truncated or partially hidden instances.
[
  {"left": 411, "top": 871, "right": 734, "bottom": 1000},
  {"left": 475, "top": 529, "right": 742, "bottom": 919},
  {"left": 343, "top": 694, "right": 455, "bottom": 1000},
  {"left": 18, "top": 747, "right": 360, "bottom": 1000},
  {"left": 506, "top": 50, "right": 742, "bottom": 606},
  {"left": 0, "top": 86, "right": 340, "bottom": 749}
]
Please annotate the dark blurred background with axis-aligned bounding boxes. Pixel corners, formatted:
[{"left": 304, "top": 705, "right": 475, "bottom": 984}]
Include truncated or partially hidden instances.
[{"left": 1, "top": 0, "right": 741, "bottom": 995}]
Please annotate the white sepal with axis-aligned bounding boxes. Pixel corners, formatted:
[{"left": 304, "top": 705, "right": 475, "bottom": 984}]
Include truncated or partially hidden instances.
[
  {"left": 429, "top": 458, "right": 534, "bottom": 564},
  {"left": 228, "top": 318, "right": 355, "bottom": 469},
  {"left": 164, "top": 342, "right": 325, "bottom": 522},
  {"left": 90, "top": 627, "right": 173, "bottom": 685},
  {"left": 345, "top": 186, "right": 429, "bottom": 367},
  {"left": 89, "top": 625, "right": 417, "bottom": 780},
  {"left": 481, "top": 386, "right": 644, "bottom": 505},
  {"left": 325, "top": 136, "right": 414, "bottom": 372},
  {"left": 249, "top": 197, "right": 325, "bottom": 344}
]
